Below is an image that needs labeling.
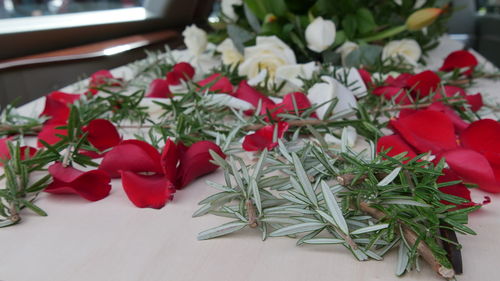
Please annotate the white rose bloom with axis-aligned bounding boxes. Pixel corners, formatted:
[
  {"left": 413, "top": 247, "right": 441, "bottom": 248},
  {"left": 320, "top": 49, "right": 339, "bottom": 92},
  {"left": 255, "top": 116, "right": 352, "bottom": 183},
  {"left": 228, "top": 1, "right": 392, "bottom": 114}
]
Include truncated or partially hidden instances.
[
  {"left": 305, "top": 17, "right": 336, "bottom": 53},
  {"left": 382, "top": 39, "right": 422, "bottom": 65},
  {"left": 216, "top": 38, "right": 243, "bottom": 66},
  {"left": 239, "top": 36, "right": 296, "bottom": 80},
  {"left": 336, "top": 41, "right": 359, "bottom": 66},
  {"left": 394, "top": 0, "right": 427, "bottom": 9},
  {"left": 182, "top": 24, "right": 208, "bottom": 56},
  {"left": 307, "top": 76, "right": 357, "bottom": 119},
  {"left": 221, "top": 0, "right": 243, "bottom": 22}
]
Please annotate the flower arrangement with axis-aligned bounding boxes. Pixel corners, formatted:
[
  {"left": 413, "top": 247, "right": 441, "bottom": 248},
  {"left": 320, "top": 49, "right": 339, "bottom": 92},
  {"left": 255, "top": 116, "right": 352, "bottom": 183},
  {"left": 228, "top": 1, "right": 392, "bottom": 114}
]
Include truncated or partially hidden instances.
[
  {"left": 1, "top": 3, "right": 500, "bottom": 280},
  {"left": 211, "top": 0, "right": 449, "bottom": 68}
]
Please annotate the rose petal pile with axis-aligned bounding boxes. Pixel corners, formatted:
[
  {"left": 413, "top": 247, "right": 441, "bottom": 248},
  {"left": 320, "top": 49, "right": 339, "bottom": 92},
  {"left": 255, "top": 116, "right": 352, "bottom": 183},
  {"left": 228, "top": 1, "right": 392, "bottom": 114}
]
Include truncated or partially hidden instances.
[
  {"left": 378, "top": 110, "right": 500, "bottom": 197},
  {"left": 146, "top": 62, "right": 196, "bottom": 98},
  {"left": 372, "top": 70, "right": 483, "bottom": 111},
  {"left": 99, "top": 139, "right": 225, "bottom": 208}
]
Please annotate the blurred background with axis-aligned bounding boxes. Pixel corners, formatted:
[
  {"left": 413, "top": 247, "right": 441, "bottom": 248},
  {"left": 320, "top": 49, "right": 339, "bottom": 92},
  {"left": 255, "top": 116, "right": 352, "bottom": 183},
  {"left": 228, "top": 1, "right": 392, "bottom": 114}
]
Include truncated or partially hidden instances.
[{"left": 0, "top": 0, "right": 498, "bottom": 106}]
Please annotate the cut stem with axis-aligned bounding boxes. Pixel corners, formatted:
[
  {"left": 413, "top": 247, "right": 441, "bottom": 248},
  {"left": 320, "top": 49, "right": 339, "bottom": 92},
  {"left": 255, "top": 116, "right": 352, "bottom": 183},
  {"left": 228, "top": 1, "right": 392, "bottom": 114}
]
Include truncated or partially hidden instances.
[{"left": 359, "top": 202, "right": 454, "bottom": 279}]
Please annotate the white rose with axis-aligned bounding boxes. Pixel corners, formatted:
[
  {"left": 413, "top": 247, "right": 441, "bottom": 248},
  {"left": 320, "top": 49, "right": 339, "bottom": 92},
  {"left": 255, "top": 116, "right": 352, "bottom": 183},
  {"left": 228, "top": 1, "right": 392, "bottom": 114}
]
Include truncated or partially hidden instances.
[
  {"left": 382, "top": 39, "right": 422, "bottom": 65},
  {"left": 307, "top": 76, "right": 357, "bottom": 119},
  {"left": 305, "top": 17, "right": 336, "bottom": 53},
  {"left": 336, "top": 41, "right": 359, "bottom": 66},
  {"left": 239, "top": 36, "right": 296, "bottom": 80},
  {"left": 221, "top": 0, "right": 243, "bottom": 22},
  {"left": 216, "top": 38, "right": 244, "bottom": 66},
  {"left": 182, "top": 24, "right": 208, "bottom": 56},
  {"left": 394, "top": 0, "right": 426, "bottom": 9}
]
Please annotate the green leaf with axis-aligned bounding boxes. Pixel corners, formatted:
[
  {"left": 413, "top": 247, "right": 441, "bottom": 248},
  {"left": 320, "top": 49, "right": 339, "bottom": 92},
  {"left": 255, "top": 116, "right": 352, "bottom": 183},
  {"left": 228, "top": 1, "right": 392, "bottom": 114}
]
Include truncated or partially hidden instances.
[
  {"left": 250, "top": 178, "right": 262, "bottom": 215},
  {"left": 197, "top": 221, "right": 247, "bottom": 240},
  {"left": 342, "top": 14, "right": 358, "bottom": 39},
  {"left": 244, "top": 0, "right": 287, "bottom": 20},
  {"left": 292, "top": 153, "right": 317, "bottom": 206},
  {"left": 320, "top": 181, "right": 349, "bottom": 234},
  {"left": 350, "top": 224, "right": 389, "bottom": 235},
  {"left": 21, "top": 199, "right": 47, "bottom": 216},
  {"left": 345, "top": 44, "right": 383, "bottom": 68},
  {"left": 244, "top": 3, "right": 262, "bottom": 33},
  {"left": 377, "top": 167, "right": 402, "bottom": 186},
  {"left": 303, "top": 238, "right": 345, "bottom": 245},
  {"left": 227, "top": 24, "right": 254, "bottom": 53},
  {"left": 356, "top": 8, "right": 376, "bottom": 34},
  {"left": 396, "top": 242, "right": 410, "bottom": 276},
  {"left": 269, "top": 222, "right": 325, "bottom": 237}
]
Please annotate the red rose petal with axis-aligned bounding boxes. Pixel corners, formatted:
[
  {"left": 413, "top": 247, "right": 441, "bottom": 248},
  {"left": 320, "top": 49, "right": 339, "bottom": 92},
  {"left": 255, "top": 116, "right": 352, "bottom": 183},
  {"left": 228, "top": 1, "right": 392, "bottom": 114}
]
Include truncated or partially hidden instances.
[
  {"left": 386, "top": 73, "right": 413, "bottom": 88},
  {"left": 160, "top": 138, "right": 178, "bottom": 183},
  {"left": 45, "top": 162, "right": 111, "bottom": 201},
  {"left": 460, "top": 119, "right": 500, "bottom": 166},
  {"left": 440, "top": 50, "right": 478, "bottom": 76},
  {"left": 390, "top": 110, "right": 458, "bottom": 154},
  {"left": 406, "top": 70, "right": 441, "bottom": 98},
  {"left": 121, "top": 171, "right": 175, "bottom": 209},
  {"left": 376, "top": 135, "right": 418, "bottom": 163},
  {"left": 37, "top": 123, "right": 68, "bottom": 147},
  {"left": 177, "top": 141, "right": 226, "bottom": 188},
  {"left": 441, "top": 148, "right": 500, "bottom": 193},
  {"left": 89, "top": 69, "right": 120, "bottom": 89},
  {"left": 82, "top": 119, "right": 121, "bottom": 151},
  {"left": 242, "top": 122, "right": 289, "bottom": 152},
  {"left": 437, "top": 168, "right": 489, "bottom": 208},
  {"left": 427, "top": 102, "right": 469, "bottom": 133},
  {"left": 233, "top": 80, "right": 275, "bottom": 108},
  {"left": 146, "top": 79, "right": 172, "bottom": 98},
  {"left": 198, "top": 73, "right": 234, "bottom": 93},
  {"left": 357, "top": 68, "right": 373, "bottom": 88},
  {"left": 0, "top": 136, "right": 13, "bottom": 160},
  {"left": 99, "top": 140, "right": 163, "bottom": 178},
  {"left": 465, "top": 93, "right": 483, "bottom": 112},
  {"left": 173, "top": 62, "right": 195, "bottom": 80},
  {"left": 372, "top": 86, "right": 412, "bottom": 104}
]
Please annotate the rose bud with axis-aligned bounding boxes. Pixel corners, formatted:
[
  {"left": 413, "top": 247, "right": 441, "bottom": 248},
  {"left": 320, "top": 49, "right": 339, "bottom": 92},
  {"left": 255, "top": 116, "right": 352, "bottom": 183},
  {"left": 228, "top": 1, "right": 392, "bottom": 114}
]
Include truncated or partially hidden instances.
[
  {"left": 305, "top": 17, "right": 336, "bottom": 53},
  {"left": 406, "top": 8, "right": 443, "bottom": 31}
]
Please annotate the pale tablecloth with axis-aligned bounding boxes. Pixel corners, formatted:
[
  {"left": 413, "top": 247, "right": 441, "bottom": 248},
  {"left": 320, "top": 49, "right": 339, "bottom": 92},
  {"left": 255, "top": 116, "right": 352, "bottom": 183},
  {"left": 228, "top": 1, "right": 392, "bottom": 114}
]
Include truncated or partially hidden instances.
[{"left": 0, "top": 36, "right": 499, "bottom": 281}]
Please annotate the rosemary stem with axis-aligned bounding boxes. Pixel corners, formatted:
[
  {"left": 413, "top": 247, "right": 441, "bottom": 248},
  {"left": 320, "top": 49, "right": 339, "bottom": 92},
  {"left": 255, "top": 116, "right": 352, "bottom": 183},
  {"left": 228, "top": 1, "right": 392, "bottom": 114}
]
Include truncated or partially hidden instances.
[{"left": 359, "top": 202, "right": 455, "bottom": 279}]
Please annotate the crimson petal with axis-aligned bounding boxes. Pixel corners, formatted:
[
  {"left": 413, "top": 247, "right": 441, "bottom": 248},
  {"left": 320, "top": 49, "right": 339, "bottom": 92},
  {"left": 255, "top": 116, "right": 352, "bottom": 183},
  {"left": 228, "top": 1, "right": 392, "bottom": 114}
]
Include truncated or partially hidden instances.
[
  {"left": 441, "top": 148, "right": 500, "bottom": 193},
  {"left": 172, "top": 62, "right": 195, "bottom": 80},
  {"left": 160, "top": 138, "right": 178, "bottom": 183},
  {"left": 82, "top": 119, "right": 121, "bottom": 151},
  {"left": 390, "top": 110, "right": 457, "bottom": 154},
  {"left": 243, "top": 122, "right": 289, "bottom": 152},
  {"left": 121, "top": 171, "right": 175, "bottom": 209},
  {"left": 437, "top": 169, "right": 489, "bottom": 208},
  {"left": 99, "top": 140, "right": 163, "bottom": 178},
  {"left": 177, "top": 141, "right": 225, "bottom": 188},
  {"left": 198, "top": 73, "right": 234, "bottom": 93},
  {"left": 427, "top": 102, "right": 469, "bottom": 133},
  {"left": 37, "top": 123, "right": 67, "bottom": 147},
  {"left": 460, "top": 119, "right": 500, "bottom": 166},
  {"left": 406, "top": 70, "right": 441, "bottom": 98},
  {"left": 440, "top": 50, "right": 478, "bottom": 76},
  {"left": 45, "top": 162, "right": 111, "bottom": 201},
  {"left": 146, "top": 79, "right": 172, "bottom": 98},
  {"left": 465, "top": 93, "right": 483, "bottom": 112},
  {"left": 376, "top": 135, "right": 417, "bottom": 163},
  {"left": 372, "top": 86, "right": 412, "bottom": 104},
  {"left": 233, "top": 80, "right": 275, "bottom": 108}
]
